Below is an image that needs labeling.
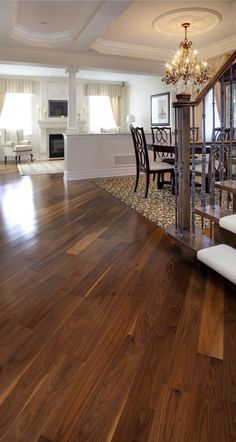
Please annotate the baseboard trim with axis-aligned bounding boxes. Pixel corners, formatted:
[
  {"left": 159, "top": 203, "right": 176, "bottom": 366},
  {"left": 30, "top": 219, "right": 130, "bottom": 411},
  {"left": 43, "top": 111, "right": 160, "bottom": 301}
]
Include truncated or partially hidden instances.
[{"left": 64, "top": 166, "right": 136, "bottom": 181}]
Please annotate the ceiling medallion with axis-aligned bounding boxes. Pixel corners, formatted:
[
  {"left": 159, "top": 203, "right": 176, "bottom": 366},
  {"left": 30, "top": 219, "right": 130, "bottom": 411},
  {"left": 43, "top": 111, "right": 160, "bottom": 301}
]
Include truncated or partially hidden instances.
[{"left": 152, "top": 8, "right": 222, "bottom": 36}]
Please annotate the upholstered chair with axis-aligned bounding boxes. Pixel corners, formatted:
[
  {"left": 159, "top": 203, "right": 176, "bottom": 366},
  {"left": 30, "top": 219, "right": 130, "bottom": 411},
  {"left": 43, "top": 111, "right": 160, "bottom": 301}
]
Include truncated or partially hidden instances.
[{"left": 1, "top": 128, "right": 33, "bottom": 164}]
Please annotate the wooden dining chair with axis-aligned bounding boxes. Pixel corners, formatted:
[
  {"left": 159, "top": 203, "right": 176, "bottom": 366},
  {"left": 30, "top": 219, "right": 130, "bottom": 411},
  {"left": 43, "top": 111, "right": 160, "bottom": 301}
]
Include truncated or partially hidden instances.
[
  {"left": 130, "top": 126, "right": 174, "bottom": 198},
  {"left": 151, "top": 126, "right": 173, "bottom": 162},
  {"left": 214, "top": 127, "right": 230, "bottom": 141},
  {"left": 192, "top": 128, "right": 229, "bottom": 192},
  {"left": 190, "top": 126, "right": 199, "bottom": 142}
]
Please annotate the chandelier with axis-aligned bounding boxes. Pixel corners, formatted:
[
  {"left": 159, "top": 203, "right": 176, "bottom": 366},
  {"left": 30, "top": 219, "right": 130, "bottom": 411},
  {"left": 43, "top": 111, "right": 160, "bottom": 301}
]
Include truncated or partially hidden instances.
[{"left": 162, "top": 23, "right": 210, "bottom": 89}]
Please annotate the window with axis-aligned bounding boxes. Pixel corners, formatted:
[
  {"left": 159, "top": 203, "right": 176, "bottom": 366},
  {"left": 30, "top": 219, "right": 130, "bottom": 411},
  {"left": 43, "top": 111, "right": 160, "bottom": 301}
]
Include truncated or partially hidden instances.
[
  {"left": 205, "top": 89, "right": 220, "bottom": 141},
  {"left": 89, "top": 96, "right": 117, "bottom": 133},
  {"left": 0, "top": 93, "right": 33, "bottom": 135}
]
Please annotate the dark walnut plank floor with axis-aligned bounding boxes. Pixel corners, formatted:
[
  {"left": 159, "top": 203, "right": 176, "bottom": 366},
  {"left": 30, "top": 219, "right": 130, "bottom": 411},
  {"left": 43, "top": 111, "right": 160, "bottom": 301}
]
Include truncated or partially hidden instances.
[{"left": 0, "top": 163, "right": 235, "bottom": 442}]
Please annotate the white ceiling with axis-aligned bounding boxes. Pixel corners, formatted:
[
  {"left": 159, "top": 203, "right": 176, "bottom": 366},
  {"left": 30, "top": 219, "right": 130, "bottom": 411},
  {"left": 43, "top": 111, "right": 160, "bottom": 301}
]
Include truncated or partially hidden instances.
[{"left": 0, "top": 0, "right": 235, "bottom": 80}]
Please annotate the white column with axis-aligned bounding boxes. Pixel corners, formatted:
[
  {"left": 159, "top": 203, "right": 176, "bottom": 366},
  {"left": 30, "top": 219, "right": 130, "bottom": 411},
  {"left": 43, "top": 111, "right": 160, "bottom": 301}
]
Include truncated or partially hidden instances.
[
  {"left": 65, "top": 67, "right": 79, "bottom": 133},
  {"left": 40, "top": 128, "right": 47, "bottom": 158}
]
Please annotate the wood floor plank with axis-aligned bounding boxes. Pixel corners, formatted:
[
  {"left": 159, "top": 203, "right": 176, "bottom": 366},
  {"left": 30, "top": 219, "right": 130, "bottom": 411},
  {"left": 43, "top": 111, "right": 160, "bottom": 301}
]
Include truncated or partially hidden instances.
[
  {"left": 168, "top": 267, "right": 206, "bottom": 393},
  {"left": 147, "top": 385, "right": 190, "bottom": 442},
  {"left": 66, "top": 227, "right": 108, "bottom": 255},
  {"left": 111, "top": 398, "right": 155, "bottom": 442},
  {"left": 223, "top": 283, "right": 236, "bottom": 439},
  {"left": 0, "top": 294, "right": 84, "bottom": 434},
  {"left": 41, "top": 317, "right": 131, "bottom": 442},
  {"left": 37, "top": 436, "right": 52, "bottom": 442},
  {"left": 184, "top": 354, "right": 224, "bottom": 442},
  {"left": 71, "top": 335, "right": 145, "bottom": 442},
  {"left": 0, "top": 164, "right": 235, "bottom": 441},
  {"left": 198, "top": 273, "right": 224, "bottom": 360}
]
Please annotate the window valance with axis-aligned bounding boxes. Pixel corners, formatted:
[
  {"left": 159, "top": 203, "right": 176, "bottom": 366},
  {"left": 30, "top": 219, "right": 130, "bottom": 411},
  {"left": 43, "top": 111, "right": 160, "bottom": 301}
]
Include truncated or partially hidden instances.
[
  {"left": 85, "top": 83, "right": 122, "bottom": 97},
  {"left": 0, "top": 79, "right": 35, "bottom": 93}
]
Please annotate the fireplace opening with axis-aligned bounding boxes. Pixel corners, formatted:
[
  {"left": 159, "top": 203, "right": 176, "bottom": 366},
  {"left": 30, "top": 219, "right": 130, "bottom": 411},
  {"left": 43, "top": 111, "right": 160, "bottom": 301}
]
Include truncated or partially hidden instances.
[{"left": 49, "top": 134, "right": 64, "bottom": 158}]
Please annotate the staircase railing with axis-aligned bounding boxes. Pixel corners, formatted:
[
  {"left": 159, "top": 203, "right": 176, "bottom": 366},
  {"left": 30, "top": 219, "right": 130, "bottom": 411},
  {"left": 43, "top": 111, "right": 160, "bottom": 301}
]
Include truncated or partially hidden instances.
[{"left": 173, "top": 49, "right": 236, "bottom": 239}]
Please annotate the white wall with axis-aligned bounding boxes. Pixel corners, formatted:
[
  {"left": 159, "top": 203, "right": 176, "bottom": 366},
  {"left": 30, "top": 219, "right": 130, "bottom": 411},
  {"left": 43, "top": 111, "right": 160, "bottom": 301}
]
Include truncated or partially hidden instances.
[
  {"left": 126, "top": 75, "right": 175, "bottom": 132},
  {"left": 64, "top": 133, "right": 135, "bottom": 180},
  {"left": 2, "top": 73, "right": 175, "bottom": 167}
]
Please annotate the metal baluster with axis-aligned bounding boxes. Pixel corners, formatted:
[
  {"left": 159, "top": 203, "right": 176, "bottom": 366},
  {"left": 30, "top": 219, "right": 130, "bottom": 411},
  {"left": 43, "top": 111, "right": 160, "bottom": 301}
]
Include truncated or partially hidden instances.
[
  {"left": 220, "top": 75, "right": 225, "bottom": 183},
  {"left": 174, "top": 107, "right": 178, "bottom": 233},
  {"left": 179, "top": 108, "right": 184, "bottom": 237},
  {"left": 191, "top": 106, "right": 196, "bottom": 237},
  {"left": 210, "top": 87, "right": 216, "bottom": 208},
  {"left": 229, "top": 64, "right": 233, "bottom": 183},
  {"left": 201, "top": 97, "right": 206, "bottom": 211}
]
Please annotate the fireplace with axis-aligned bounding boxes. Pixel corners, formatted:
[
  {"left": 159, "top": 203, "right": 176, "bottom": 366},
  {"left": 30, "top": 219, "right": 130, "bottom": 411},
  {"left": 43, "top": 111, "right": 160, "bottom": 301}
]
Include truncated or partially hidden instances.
[{"left": 49, "top": 134, "right": 64, "bottom": 158}]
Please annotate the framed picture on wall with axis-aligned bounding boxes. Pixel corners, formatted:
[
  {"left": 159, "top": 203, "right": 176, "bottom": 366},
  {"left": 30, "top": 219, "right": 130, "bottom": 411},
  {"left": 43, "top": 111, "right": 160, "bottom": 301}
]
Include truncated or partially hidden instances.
[{"left": 150, "top": 92, "right": 170, "bottom": 126}]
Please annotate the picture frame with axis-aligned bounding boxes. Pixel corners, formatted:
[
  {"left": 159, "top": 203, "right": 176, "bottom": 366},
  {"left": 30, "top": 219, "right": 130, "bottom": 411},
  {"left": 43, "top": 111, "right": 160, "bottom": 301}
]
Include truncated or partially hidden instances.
[{"left": 150, "top": 92, "right": 170, "bottom": 126}]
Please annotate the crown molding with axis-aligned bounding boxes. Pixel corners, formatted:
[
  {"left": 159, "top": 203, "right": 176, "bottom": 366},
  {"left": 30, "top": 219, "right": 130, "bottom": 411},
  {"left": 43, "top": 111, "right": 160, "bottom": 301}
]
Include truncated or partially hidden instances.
[
  {"left": 91, "top": 38, "right": 170, "bottom": 61},
  {"left": 11, "top": 25, "right": 73, "bottom": 47},
  {"left": 200, "top": 35, "right": 236, "bottom": 59},
  {"left": 92, "top": 33, "right": 236, "bottom": 63}
]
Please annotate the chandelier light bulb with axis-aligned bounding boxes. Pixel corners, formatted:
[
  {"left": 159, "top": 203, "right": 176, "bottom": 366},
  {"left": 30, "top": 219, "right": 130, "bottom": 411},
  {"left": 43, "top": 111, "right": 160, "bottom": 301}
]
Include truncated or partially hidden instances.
[{"left": 162, "top": 23, "right": 211, "bottom": 90}]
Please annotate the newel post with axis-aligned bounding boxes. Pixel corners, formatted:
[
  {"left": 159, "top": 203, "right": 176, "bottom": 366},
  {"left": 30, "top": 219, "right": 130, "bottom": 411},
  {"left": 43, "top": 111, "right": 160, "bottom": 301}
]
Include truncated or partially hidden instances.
[{"left": 173, "top": 93, "right": 191, "bottom": 233}]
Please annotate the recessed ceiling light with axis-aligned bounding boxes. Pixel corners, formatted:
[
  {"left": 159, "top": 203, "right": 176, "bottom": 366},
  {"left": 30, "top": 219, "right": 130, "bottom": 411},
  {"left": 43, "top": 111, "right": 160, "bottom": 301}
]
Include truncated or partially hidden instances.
[{"left": 40, "top": 21, "right": 47, "bottom": 25}]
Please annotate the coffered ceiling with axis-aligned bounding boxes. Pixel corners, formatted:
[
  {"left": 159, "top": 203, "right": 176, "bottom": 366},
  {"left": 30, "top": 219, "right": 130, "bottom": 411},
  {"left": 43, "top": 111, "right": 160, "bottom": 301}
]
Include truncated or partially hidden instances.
[{"left": 0, "top": 0, "right": 235, "bottom": 79}]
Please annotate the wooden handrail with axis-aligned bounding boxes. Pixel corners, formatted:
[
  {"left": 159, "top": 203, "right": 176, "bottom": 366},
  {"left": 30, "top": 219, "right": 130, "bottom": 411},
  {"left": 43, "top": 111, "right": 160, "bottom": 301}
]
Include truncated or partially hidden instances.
[{"left": 192, "top": 49, "right": 236, "bottom": 106}]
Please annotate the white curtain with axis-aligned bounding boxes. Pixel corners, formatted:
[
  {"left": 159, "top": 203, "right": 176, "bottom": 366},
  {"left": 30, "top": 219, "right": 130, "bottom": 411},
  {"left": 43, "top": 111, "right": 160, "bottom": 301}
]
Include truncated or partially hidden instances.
[
  {"left": 0, "top": 79, "right": 35, "bottom": 94},
  {"left": 194, "top": 101, "right": 203, "bottom": 141},
  {"left": 208, "top": 54, "right": 230, "bottom": 120},
  {"left": 0, "top": 92, "right": 6, "bottom": 116},
  {"left": 86, "top": 82, "right": 122, "bottom": 128},
  {"left": 109, "top": 96, "right": 121, "bottom": 127},
  {"left": 85, "top": 83, "right": 122, "bottom": 97}
]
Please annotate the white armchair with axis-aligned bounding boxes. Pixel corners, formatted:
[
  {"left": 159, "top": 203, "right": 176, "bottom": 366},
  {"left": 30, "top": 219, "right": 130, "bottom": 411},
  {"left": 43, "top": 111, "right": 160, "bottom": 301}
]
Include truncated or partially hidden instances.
[{"left": 0, "top": 128, "right": 33, "bottom": 164}]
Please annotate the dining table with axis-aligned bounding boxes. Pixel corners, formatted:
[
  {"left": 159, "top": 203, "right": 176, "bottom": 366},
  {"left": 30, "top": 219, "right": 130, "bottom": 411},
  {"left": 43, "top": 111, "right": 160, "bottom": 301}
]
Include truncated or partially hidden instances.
[
  {"left": 148, "top": 139, "right": 236, "bottom": 215},
  {"left": 147, "top": 140, "right": 223, "bottom": 156}
]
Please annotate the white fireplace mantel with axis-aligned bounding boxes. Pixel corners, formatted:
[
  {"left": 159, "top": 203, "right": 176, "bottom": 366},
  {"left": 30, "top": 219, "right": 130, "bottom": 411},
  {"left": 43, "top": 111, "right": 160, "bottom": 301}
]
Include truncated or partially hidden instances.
[
  {"left": 37, "top": 119, "right": 88, "bottom": 159},
  {"left": 37, "top": 119, "right": 67, "bottom": 158},
  {"left": 37, "top": 119, "right": 67, "bottom": 130}
]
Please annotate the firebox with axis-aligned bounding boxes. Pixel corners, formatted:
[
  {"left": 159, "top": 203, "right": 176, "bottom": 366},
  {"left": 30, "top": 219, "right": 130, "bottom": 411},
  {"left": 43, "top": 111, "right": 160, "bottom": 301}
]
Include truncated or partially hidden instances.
[{"left": 49, "top": 134, "right": 64, "bottom": 158}]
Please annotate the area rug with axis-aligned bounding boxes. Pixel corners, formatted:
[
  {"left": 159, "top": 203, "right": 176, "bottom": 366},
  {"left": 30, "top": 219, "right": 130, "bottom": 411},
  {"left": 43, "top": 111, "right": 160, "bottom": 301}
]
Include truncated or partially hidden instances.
[
  {"left": 18, "top": 160, "right": 64, "bottom": 176},
  {"left": 92, "top": 176, "right": 232, "bottom": 229}
]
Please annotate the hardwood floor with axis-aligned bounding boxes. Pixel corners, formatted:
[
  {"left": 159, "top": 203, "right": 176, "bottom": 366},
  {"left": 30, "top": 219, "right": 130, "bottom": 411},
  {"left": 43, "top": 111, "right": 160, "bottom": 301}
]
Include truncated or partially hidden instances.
[{"left": 0, "top": 163, "right": 235, "bottom": 441}]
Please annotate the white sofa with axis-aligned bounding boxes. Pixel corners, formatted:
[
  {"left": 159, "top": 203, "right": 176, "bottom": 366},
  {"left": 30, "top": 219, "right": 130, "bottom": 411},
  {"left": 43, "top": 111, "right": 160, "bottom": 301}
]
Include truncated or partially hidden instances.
[{"left": 0, "top": 128, "right": 33, "bottom": 164}]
